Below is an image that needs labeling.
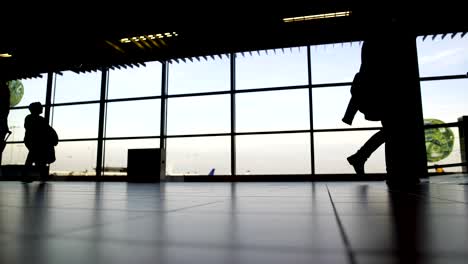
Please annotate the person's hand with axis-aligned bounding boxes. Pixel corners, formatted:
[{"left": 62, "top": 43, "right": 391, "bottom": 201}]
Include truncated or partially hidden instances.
[{"left": 342, "top": 117, "right": 353, "bottom": 126}]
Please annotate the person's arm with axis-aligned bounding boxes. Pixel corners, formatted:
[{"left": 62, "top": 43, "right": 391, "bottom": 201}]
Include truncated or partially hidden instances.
[{"left": 342, "top": 96, "right": 359, "bottom": 125}]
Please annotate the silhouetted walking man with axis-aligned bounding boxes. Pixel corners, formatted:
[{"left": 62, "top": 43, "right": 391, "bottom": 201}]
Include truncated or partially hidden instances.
[
  {"left": 23, "top": 102, "right": 58, "bottom": 182},
  {"left": 0, "top": 78, "right": 11, "bottom": 164},
  {"left": 343, "top": 15, "right": 424, "bottom": 188},
  {"left": 343, "top": 40, "right": 386, "bottom": 175}
]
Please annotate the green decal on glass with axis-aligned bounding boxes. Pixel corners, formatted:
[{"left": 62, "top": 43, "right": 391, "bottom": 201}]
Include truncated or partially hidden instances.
[
  {"left": 7, "top": 80, "right": 24, "bottom": 107},
  {"left": 424, "top": 118, "right": 454, "bottom": 162}
]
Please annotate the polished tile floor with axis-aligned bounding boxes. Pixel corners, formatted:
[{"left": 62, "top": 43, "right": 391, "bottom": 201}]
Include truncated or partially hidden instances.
[{"left": 1, "top": 175, "right": 467, "bottom": 264}]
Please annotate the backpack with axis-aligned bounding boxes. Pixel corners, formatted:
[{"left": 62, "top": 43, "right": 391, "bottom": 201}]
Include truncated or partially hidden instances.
[
  {"left": 350, "top": 71, "right": 382, "bottom": 121},
  {"left": 48, "top": 125, "right": 59, "bottom": 146}
]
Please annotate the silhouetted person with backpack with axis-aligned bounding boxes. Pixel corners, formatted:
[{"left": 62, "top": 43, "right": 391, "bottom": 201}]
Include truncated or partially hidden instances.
[
  {"left": 0, "top": 78, "right": 11, "bottom": 164},
  {"left": 23, "top": 102, "right": 58, "bottom": 183}
]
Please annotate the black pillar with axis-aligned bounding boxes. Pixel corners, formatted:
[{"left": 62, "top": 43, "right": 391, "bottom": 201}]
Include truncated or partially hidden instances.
[
  {"left": 459, "top": 116, "right": 468, "bottom": 172},
  {"left": 159, "top": 61, "right": 168, "bottom": 181},
  {"left": 96, "top": 69, "right": 108, "bottom": 177},
  {"left": 384, "top": 32, "right": 428, "bottom": 185}
]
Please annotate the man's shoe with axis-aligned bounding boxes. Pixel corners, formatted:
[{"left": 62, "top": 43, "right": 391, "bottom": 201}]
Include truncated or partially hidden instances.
[
  {"left": 21, "top": 177, "right": 33, "bottom": 183},
  {"left": 347, "top": 154, "right": 365, "bottom": 175}
]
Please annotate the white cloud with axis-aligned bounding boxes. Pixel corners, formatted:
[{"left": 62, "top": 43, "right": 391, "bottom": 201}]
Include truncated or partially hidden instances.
[{"left": 420, "top": 48, "right": 465, "bottom": 65}]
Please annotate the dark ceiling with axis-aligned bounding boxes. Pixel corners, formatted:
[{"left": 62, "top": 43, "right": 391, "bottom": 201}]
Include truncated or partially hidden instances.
[{"left": 1, "top": 1, "right": 467, "bottom": 79}]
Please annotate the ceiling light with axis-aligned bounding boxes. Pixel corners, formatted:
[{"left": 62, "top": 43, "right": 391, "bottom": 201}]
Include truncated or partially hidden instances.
[
  {"left": 0, "top": 53, "right": 12, "bottom": 58},
  {"left": 283, "top": 11, "right": 351, "bottom": 23},
  {"left": 119, "top": 32, "right": 179, "bottom": 44}
]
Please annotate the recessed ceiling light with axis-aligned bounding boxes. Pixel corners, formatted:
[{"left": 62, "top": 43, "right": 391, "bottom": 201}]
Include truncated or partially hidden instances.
[{"left": 283, "top": 11, "right": 351, "bottom": 23}]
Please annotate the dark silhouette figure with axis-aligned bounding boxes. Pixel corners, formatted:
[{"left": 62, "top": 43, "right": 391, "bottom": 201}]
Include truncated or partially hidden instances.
[
  {"left": 0, "top": 78, "right": 11, "bottom": 164},
  {"left": 343, "top": 15, "right": 424, "bottom": 188},
  {"left": 23, "top": 102, "right": 58, "bottom": 182},
  {"left": 343, "top": 37, "right": 387, "bottom": 175}
]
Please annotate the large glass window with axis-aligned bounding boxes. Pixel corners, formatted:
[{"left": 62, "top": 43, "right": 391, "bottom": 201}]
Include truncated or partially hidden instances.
[
  {"left": 420, "top": 79, "right": 468, "bottom": 123},
  {"left": 425, "top": 128, "right": 462, "bottom": 173},
  {"left": 310, "top": 42, "right": 362, "bottom": 84},
  {"left": 236, "top": 47, "right": 308, "bottom": 89},
  {"left": 51, "top": 104, "right": 100, "bottom": 140},
  {"left": 313, "top": 86, "right": 378, "bottom": 129},
  {"left": 314, "top": 131, "right": 386, "bottom": 174},
  {"left": 107, "top": 61, "right": 162, "bottom": 99},
  {"left": 105, "top": 100, "right": 160, "bottom": 138},
  {"left": 236, "top": 133, "right": 311, "bottom": 175},
  {"left": 15, "top": 74, "right": 47, "bottom": 107},
  {"left": 166, "top": 136, "right": 230, "bottom": 176},
  {"left": 103, "top": 139, "right": 160, "bottom": 176},
  {"left": 421, "top": 79, "right": 466, "bottom": 172},
  {"left": 53, "top": 71, "right": 101, "bottom": 103},
  {"left": 167, "top": 95, "right": 230, "bottom": 135},
  {"left": 5, "top": 109, "right": 29, "bottom": 143},
  {"left": 168, "top": 57, "right": 230, "bottom": 94},
  {"left": 236, "top": 89, "right": 310, "bottom": 132},
  {"left": 417, "top": 35, "right": 468, "bottom": 77},
  {"left": 50, "top": 140, "right": 97, "bottom": 176},
  {"left": 1, "top": 143, "right": 28, "bottom": 165}
]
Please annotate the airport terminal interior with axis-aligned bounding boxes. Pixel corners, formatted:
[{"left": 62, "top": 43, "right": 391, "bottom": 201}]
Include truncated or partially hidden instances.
[{"left": 1, "top": 2, "right": 468, "bottom": 263}]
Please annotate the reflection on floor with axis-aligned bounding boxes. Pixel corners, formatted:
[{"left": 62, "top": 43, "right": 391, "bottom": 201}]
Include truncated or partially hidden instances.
[{"left": 0, "top": 174, "right": 467, "bottom": 264}]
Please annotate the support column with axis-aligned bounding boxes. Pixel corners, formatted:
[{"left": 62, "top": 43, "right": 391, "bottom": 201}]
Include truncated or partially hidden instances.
[
  {"left": 459, "top": 116, "right": 468, "bottom": 172},
  {"left": 160, "top": 61, "right": 169, "bottom": 181},
  {"left": 383, "top": 32, "right": 428, "bottom": 185}
]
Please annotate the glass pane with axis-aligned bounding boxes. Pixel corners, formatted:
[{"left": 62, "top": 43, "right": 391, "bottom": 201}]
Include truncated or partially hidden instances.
[
  {"left": 310, "top": 42, "right": 362, "bottom": 84},
  {"left": 167, "top": 95, "right": 230, "bottom": 135},
  {"left": 14, "top": 74, "right": 47, "bottom": 107},
  {"left": 421, "top": 79, "right": 468, "bottom": 123},
  {"left": 417, "top": 35, "right": 468, "bottom": 77},
  {"left": 236, "top": 89, "right": 310, "bottom": 132},
  {"left": 314, "top": 131, "right": 386, "bottom": 174},
  {"left": 166, "top": 136, "right": 230, "bottom": 176},
  {"left": 51, "top": 104, "right": 100, "bottom": 139},
  {"left": 108, "top": 61, "right": 162, "bottom": 99},
  {"left": 54, "top": 71, "right": 101, "bottom": 103},
  {"left": 6, "top": 109, "right": 29, "bottom": 143},
  {"left": 50, "top": 140, "right": 97, "bottom": 176},
  {"left": 425, "top": 127, "right": 462, "bottom": 173},
  {"left": 313, "top": 86, "right": 378, "bottom": 129},
  {"left": 236, "top": 133, "right": 311, "bottom": 175},
  {"left": 1, "top": 143, "right": 28, "bottom": 165},
  {"left": 105, "top": 100, "right": 160, "bottom": 137},
  {"left": 103, "top": 139, "right": 160, "bottom": 176},
  {"left": 169, "top": 57, "right": 229, "bottom": 94},
  {"left": 236, "top": 47, "right": 308, "bottom": 89}
]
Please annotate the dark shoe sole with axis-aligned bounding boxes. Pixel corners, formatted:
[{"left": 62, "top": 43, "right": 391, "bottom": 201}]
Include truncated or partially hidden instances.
[{"left": 347, "top": 156, "right": 365, "bottom": 175}]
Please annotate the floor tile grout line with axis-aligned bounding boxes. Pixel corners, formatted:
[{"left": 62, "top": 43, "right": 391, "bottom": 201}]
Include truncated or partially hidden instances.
[
  {"left": 24, "top": 213, "right": 156, "bottom": 239},
  {"left": 0, "top": 201, "right": 226, "bottom": 213},
  {"left": 326, "top": 184, "right": 357, "bottom": 264},
  {"left": 28, "top": 201, "right": 224, "bottom": 238},
  {"left": 164, "top": 201, "right": 224, "bottom": 213},
  {"left": 388, "top": 189, "right": 468, "bottom": 204},
  {"left": 0, "top": 231, "right": 351, "bottom": 255}
]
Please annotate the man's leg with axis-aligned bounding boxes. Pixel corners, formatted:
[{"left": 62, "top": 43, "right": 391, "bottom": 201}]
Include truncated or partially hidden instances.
[
  {"left": 22, "top": 152, "right": 34, "bottom": 183},
  {"left": 37, "top": 161, "right": 49, "bottom": 181},
  {"left": 348, "top": 129, "right": 385, "bottom": 174}
]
